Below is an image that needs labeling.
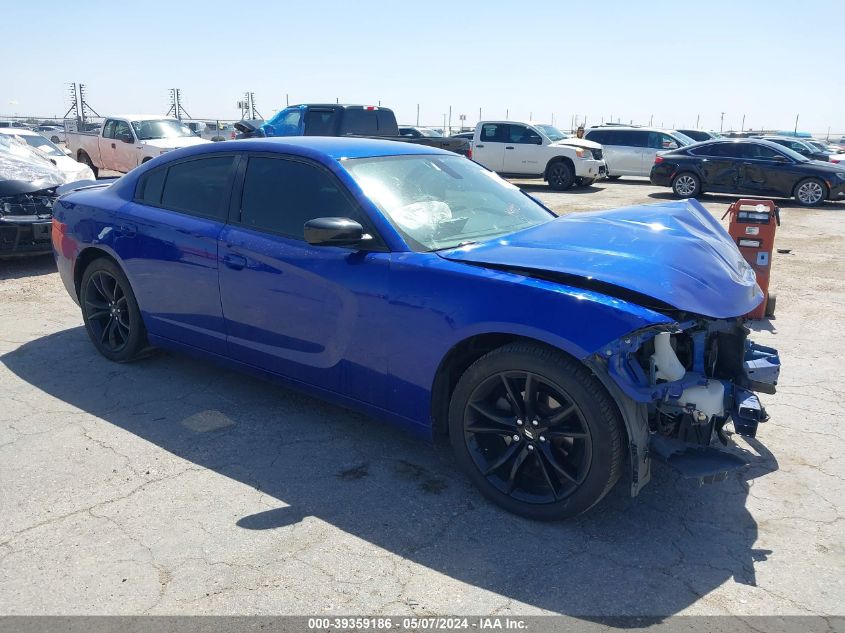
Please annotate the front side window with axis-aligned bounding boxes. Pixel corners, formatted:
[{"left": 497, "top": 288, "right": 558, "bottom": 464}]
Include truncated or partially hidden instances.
[
  {"left": 345, "top": 154, "right": 553, "bottom": 251},
  {"left": 342, "top": 109, "right": 379, "bottom": 135},
  {"left": 113, "top": 121, "right": 133, "bottom": 142},
  {"left": 102, "top": 120, "right": 117, "bottom": 139},
  {"left": 158, "top": 156, "right": 235, "bottom": 219},
  {"left": 509, "top": 125, "right": 542, "bottom": 144},
  {"left": 239, "top": 157, "right": 359, "bottom": 239},
  {"left": 535, "top": 125, "right": 568, "bottom": 142}
]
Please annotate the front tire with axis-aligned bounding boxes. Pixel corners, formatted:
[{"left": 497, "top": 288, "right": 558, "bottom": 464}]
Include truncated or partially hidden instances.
[
  {"left": 78, "top": 152, "right": 99, "bottom": 178},
  {"left": 606, "top": 175, "right": 621, "bottom": 180},
  {"left": 546, "top": 161, "right": 575, "bottom": 191},
  {"left": 672, "top": 172, "right": 701, "bottom": 198},
  {"left": 794, "top": 178, "right": 826, "bottom": 207},
  {"left": 576, "top": 177, "right": 596, "bottom": 187},
  {"left": 448, "top": 342, "right": 624, "bottom": 520},
  {"left": 80, "top": 258, "right": 147, "bottom": 362}
]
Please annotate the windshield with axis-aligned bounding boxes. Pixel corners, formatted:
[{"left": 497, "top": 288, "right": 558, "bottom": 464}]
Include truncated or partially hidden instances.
[
  {"left": 345, "top": 155, "right": 553, "bottom": 251},
  {"left": 535, "top": 125, "right": 569, "bottom": 142},
  {"left": 418, "top": 128, "right": 443, "bottom": 137},
  {"left": 774, "top": 144, "right": 810, "bottom": 162},
  {"left": 131, "top": 119, "right": 194, "bottom": 140},
  {"left": 17, "top": 134, "right": 64, "bottom": 157},
  {"left": 672, "top": 132, "right": 696, "bottom": 146}
]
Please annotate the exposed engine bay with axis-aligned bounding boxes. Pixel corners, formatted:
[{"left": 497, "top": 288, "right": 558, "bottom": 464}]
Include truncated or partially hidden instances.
[{"left": 590, "top": 317, "right": 780, "bottom": 491}]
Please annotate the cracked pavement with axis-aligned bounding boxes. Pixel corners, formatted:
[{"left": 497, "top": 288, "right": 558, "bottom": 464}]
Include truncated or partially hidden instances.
[{"left": 0, "top": 180, "right": 843, "bottom": 617}]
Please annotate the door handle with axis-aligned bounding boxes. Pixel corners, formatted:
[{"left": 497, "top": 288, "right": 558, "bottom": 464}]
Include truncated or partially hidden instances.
[
  {"left": 111, "top": 143, "right": 116, "bottom": 149},
  {"left": 505, "top": 146, "right": 514, "bottom": 150},
  {"left": 118, "top": 223, "right": 136, "bottom": 237},
  {"left": 475, "top": 144, "right": 484, "bottom": 148},
  {"left": 223, "top": 254, "right": 247, "bottom": 270}
]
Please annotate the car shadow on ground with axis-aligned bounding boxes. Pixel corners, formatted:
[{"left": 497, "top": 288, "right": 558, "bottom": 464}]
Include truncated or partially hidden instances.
[
  {"left": 516, "top": 183, "right": 606, "bottom": 195},
  {"left": 1, "top": 328, "right": 779, "bottom": 618},
  {"left": 0, "top": 254, "right": 55, "bottom": 281}
]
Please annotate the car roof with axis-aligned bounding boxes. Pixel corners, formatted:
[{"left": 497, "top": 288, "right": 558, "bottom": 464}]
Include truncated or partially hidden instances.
[
  {"left": 108, "top": 114, "right": 180, "bottom": 122},
  {"left": 0, "top": 128, "right": 40, "bottom": 137},
  {"left": 175, "top": 136, "right": 453, "bottom": 161},
  {"left": 682, "top": 138, "right": 788, "bottom": 150},
  {"left": 586, "top": 126, "right": 679, "bottom": 134}
]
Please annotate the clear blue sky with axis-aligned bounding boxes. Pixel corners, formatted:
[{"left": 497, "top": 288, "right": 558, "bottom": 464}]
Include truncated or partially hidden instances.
[{"left": 3, "top": 0, "right": 842, "bottom": 134}]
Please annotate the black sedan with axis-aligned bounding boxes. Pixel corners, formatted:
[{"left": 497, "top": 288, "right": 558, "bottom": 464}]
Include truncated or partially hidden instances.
[{"left": 650, "top": 138, "right": 845, "bottom": 206}]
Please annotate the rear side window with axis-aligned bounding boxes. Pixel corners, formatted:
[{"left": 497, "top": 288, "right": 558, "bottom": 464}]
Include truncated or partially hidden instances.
[
  {"left": 342, "top": 109, "right": 379, "bottom": 135},
  {"left": 304, "top": 110, "right": 338, "bottom": 136},
  {"left": 239, "top": 157, "right": 359, "bottom": 240},
  {"left": 102, "top": 120, "right": 116, "bottom": 139},
  {"left": 742, "top": 144, "right": 782, "bottom": 160},
  {"left": 158, "top": 156, "right": 235, "bottom": 219},
  {"left": 480, "top": 123, "right": 507, "bottom": 142},
  {"left": 136, "top": 167, "right": 167, "bottom": 205},
  {"left": 616, "top": 130, "right": 648, "bottom": 147},
  {"left": 584, "top": 129, "right": 607, "bottom": 144}
]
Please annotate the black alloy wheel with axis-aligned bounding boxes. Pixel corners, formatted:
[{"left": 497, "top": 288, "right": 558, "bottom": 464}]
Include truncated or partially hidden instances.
[
  {"left": 81, "top": 258, "right": 146, "bottom": 361},
  {"left": 449, "top": 342, "right": 624, "bottom": 520},
  {"left": 547, "top": 161, "right": 574, "bottom": 191},
  {"left": 463, "top": 370, "right": 592, "bottom": 503}
]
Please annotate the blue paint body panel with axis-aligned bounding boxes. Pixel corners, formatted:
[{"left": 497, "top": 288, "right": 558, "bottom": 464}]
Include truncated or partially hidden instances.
[
  {"left": 52, "top": 138, "right": 762, "bottom": 439},
  {"left": 440, "top": 199, "right": 764, "bottom": 319}
]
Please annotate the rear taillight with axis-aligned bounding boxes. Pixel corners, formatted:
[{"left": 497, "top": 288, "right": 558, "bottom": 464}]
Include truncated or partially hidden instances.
[
  {"left": 654, "top": 155, "right": 664, "bottom": 164},
  {"left": 832, "top": 158, "right": 840, "bottom": 164},
  {"left": 467, "top": 148, "right": 472, "bottom": 160}
]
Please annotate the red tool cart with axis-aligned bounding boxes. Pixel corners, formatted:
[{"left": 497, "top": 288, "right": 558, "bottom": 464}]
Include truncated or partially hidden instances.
[{"left": 722, "top": 199, "right": 780, "bottom": 319}]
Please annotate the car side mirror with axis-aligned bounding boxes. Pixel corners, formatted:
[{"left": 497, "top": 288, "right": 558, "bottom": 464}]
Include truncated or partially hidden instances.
[
  {"left": 304, "top": 217, "right": 370, "bottom": 247},
  {"left": 119, "top": 133, "right": 133, "bottom": 143},
  {"left": 63, "top": 147, "right": 72, "bottom": 156},
  {"left": 772, "top": 155, "right": 789, "bottom": 163}
]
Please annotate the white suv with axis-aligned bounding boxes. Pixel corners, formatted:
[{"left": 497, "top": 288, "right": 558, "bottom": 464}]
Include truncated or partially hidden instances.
[{"left": 584, "top": 126, "right": 693, "bottom": 178}]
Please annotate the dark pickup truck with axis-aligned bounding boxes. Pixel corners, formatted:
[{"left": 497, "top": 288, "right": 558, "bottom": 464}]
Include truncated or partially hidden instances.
[{"left": 235, "top": 104, "right": 471, "bottom": 157}]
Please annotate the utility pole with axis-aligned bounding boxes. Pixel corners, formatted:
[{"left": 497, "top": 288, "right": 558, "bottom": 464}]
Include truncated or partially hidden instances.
[
  {"left": 448, "top": 105, "right": 452, "bottom": 135},
  {"left": 794, "top": 114, "right": 799, "bottom": 135},
  {"left": 286, "top": 93, "right": 289, "bottom": 106},
  {"left": 720, "top": 112, "right": 725, "bottom": 133},
  {"left": 238, "top": 92, "right": 262, "bottom": 120},
  {"left": 166, "top": 89, "right": 192, "bottom": 120},
  {"left": 478, "top": 107, "right": 481, "bottom": 123},
  {"left": 505, "top": 108, "right": 509, "bottom": 120},
  {"left": 649, "top": 114, "right": 653, "bottom": 126},
  {"left": 416, "top": 104, "right": 420, "bottom": 126},
  {"left": 741, "top": 114, "right": 746, "bottom": 133},
  {"left": 696, "top": 114, "right": 700, "bottom": 128}
]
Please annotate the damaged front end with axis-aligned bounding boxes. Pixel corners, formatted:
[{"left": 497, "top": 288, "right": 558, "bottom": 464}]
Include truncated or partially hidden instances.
[
  {"left": 587, "top": 318, "right": 780, "bottom": 494},
  {"left": 0, "top": 135, "right": 64, "bottom": 257}
]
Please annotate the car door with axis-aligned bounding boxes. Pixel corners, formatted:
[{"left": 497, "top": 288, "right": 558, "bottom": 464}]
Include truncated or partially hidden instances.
[
  {"left": 217, "top": 153, "right": 391, "bottom": 405},
  {"left": 472, "top": 123, "right": 507, "bottom": 172},
  {"left": 111, "top": 120, "right": 139, "bottom": 172},
  {"left": 116, "top": 154, "right": 238, "bottom": 354},
  {"left": 502, "top": 124, "right": 543, "bottom": 175},
  {"left": 736, "top": 143, "right": 794, "bottom": 196},
  {"left": 690, "top": 143, "right": 741, "bottom": 191},
  {"left": 613, "top": 130, "right": 649, "bottom": 175},
  {"left": 98, "top": 119, "right": 118, "bottom": 169}
]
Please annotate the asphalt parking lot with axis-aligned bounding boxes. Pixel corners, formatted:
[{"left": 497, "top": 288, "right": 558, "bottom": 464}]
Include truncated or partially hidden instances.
[{"left": 0, "top": 178, "right": 843, "bottom": 617}]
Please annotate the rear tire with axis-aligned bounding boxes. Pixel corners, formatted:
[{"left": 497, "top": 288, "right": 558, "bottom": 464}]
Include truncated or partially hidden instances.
[
  {"left": 80, "top": 258, "right": 147, "bottom": 362},
  {"left": 672, "top": 172, "right": 701, "bottom": 198},
  {"left": 546, "top": 161, "right": 575, "bottom": 191},
  {"left": 793, "top": 178, "right": 826, "bottom": 207},
  {"left": 606, "top": 175, "right": 621, "bottom": 180},
  {"left": 448, "top": 342, "right": 624, "bottom": 520}
]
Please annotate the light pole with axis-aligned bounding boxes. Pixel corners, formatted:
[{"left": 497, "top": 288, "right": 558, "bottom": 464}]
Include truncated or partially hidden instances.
[
  {"left": 720, "top": 112, "right": 725, "bottom": 133},
  {"left": 794, "top": 114, "right": 799, "bottom": 135}
]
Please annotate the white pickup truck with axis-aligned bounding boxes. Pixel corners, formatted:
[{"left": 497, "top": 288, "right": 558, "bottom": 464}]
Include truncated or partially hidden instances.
[
  {"left": 472, "top": 121, "right": 606, "bottom": 190},
  {"left": 65, "top": 115, "right": 210, "bottom": 176}
]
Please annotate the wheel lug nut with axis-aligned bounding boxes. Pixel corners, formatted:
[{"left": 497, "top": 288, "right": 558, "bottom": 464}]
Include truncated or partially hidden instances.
[
  {"left": 532, "top": 419, "right": 539, "bottom": 427},
  {"left": 512, "top": 434, "right": 520, "bottom": 441},
  {"left": 516, "top": 419, "right": 523, "bottom": 426},
  {"left": 527, "top": 445, "right": 535, "bottom": 451},
  {"left": 539, "top": 436, "right": 546, "bottom": 442}
]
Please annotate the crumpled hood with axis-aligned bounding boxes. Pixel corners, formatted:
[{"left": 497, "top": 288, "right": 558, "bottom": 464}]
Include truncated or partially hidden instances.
[
  {"left": 142, "top": 136, "right": 210, "bottom": 150},
  {"left": 440, "top": 199, "right": 763, "bottom": 318}
]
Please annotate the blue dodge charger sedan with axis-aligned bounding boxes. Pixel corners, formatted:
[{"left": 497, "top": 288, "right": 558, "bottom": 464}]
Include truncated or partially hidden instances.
[{"left": 52, "top": 138, "right": 780, "bottom": 519}]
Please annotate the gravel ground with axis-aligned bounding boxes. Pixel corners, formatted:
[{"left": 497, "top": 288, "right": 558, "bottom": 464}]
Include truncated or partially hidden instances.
[{"left": 0, "top": 178, "right": 843, "bottom": 617}]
